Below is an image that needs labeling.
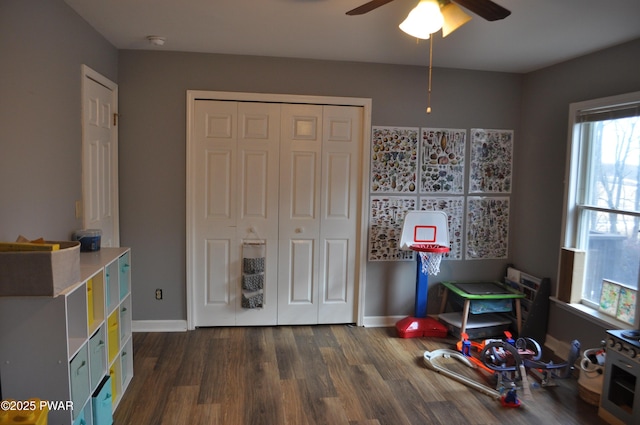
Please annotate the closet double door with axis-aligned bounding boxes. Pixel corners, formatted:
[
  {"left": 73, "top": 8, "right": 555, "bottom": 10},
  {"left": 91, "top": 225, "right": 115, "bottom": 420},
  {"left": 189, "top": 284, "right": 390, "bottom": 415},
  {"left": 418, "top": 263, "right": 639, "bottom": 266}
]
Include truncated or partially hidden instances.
[{"left": 191, "top": 99, "right": 362, "bottom": 327}]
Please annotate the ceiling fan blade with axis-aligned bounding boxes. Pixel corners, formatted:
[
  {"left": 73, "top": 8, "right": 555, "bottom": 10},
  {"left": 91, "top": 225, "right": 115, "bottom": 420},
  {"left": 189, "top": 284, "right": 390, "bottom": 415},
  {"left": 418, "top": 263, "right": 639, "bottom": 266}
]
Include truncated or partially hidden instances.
[
  {"left": 453, "top": 0, "right": 511, "bottom": 21},
  {"left": 346, "top": 0, "right": 396, "bottom": 16}
]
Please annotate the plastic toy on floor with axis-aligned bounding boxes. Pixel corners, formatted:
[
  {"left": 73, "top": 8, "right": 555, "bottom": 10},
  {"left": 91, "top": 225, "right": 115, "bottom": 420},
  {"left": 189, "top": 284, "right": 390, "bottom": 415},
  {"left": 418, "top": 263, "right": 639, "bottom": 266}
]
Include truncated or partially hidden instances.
[
  {"left": 458, "top": 331, "right": 580, "bottom": 390},
  {"left": 395, "top": 211, "right": 450, "bottom": 338},
  {"left": 522, "top": 339, "right": 581, "bottom": 386},
  {"left": 423, "top": 348, "right": 502, "bottom": 400},
  {"left": 456, "top": 332, "right": 500, "bottom": 375},
  {"left": 482, "top": 332, "right": 580, "bottom": 387},
  {"left": 500, "top": 386, "right": 521, "bottom": 408},
  {"left": 423, "top": 348, "right": 526, "bottom": 407},
  {"left": 476, "top": 333, "right": 532, "bottom": 400},
  {"left": 424, "top": 331, "right": 579, "bottom": 408}
]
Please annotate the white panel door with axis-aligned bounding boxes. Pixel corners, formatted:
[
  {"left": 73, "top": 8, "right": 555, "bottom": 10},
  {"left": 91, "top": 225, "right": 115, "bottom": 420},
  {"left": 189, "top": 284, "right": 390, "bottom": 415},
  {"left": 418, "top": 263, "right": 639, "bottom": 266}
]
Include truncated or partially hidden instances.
[
  {"left": 318, "top": 105, "right": 362, "bottom": 323},
  {"left": 278, "top": 104, "right": 323, "bottom": 324},
  {"left": 193, "top": 100, "right": 238, "bottom": 326},
  {"left": 190, "top": 95, "right": 364, "bottom": 327},
  {"left": 235, "top": 102, "right": 280, "bottom": 326},
  {"left": 82, "top": 66, "right": 119, "bottom": 247},
  {"left": 192, "top": 100, "right": 281, "bottom": 327}
]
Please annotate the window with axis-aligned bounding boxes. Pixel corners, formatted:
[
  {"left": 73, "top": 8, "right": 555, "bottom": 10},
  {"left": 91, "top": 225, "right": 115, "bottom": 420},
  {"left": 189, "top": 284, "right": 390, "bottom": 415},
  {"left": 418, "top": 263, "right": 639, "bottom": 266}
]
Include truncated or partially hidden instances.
[{"left": 562, "top": 91, "right": 640, "bottom": 323}]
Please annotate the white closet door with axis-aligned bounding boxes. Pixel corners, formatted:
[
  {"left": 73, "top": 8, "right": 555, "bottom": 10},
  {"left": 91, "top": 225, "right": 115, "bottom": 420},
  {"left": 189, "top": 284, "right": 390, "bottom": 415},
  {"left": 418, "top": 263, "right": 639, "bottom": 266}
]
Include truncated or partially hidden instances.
[
  {"left": 193, "top": 100, "right": 239, "bottom": 326},
  {"left": 277, "top": 104, "right": 323, "bottom": 324},
  {"left": 318, "top": 105, "right": 362, "bottom": 323},
  {"left": 235, "top": 102, "right": 280, "bottom": 326},
  {"left": 191, "top": 98, "right": 363, "bottom": 327},
  {"left": 192, "top": 100, "right": 281, "bottom": 326}
]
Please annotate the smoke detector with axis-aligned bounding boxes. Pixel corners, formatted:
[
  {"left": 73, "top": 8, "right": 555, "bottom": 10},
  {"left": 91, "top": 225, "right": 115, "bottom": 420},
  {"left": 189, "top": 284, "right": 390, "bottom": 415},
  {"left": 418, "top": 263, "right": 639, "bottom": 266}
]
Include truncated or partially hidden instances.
[{"left": 147, "top": 36, "right": 166, "bottom": 46}]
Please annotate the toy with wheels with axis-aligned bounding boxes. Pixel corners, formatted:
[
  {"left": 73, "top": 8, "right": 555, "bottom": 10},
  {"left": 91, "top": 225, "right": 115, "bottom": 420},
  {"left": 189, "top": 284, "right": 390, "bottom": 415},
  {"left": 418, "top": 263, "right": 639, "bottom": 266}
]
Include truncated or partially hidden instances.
[{"left": 523, "top": 339, "right": 581, "bottom": 386}]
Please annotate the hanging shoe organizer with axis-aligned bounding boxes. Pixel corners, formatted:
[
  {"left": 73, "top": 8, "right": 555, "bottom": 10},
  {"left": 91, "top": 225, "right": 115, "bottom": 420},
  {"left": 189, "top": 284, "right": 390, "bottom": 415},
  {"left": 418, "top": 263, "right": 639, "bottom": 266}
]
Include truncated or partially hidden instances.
[{"left": 242, "top": 242, "right": 265, "bottom": 309}]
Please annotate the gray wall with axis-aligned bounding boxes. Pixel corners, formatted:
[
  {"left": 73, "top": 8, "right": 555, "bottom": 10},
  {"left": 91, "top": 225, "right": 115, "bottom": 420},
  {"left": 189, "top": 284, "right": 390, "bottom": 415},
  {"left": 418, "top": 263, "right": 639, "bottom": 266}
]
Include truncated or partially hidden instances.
[
  {"left": 515, "top": 38, "right": 640, "bottom": 348},
  {"left": 2, "top": 0, "right": 640, "bottom": 349},
  {"left": 0, "top": 0, "right": 118, "bottom": 241},
  {"left": 117, "top": 50, "right": 522, "bottom": 321}
]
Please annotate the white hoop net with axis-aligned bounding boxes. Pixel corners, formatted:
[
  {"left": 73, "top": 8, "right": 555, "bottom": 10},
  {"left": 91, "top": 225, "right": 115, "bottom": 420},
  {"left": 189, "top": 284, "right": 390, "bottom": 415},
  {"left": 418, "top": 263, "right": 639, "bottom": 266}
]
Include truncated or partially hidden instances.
[{"left": 418, "top": 251, "right": 444, "bottom": 275}]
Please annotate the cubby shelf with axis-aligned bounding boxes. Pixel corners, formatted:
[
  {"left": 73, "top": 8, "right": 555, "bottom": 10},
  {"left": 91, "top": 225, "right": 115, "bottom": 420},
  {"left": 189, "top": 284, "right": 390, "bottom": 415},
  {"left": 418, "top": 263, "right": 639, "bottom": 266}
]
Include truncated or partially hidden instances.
[{"left": 0, "top": 247, "right": 132, "bottom": 425}]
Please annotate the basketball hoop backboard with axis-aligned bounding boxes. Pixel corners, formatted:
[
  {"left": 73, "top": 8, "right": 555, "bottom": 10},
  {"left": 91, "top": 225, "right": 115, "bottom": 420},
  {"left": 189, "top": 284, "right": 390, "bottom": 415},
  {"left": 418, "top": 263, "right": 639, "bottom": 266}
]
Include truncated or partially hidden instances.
[{"left": 400, "top": 211, "right": 449, "bottom": 250}]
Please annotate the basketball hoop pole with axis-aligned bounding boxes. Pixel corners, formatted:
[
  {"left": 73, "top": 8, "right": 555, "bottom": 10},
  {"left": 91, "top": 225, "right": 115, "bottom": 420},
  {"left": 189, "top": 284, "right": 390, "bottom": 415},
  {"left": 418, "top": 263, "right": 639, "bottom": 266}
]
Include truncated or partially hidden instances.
[
  {"left": 396, "top": 244, "right": 449, "bottom": 338},
  {"left": 413, "top": 244, "right": 448, "bottom": 316},
  {"left": 415, "top": 255, "right": 429, "bottom": 318}
]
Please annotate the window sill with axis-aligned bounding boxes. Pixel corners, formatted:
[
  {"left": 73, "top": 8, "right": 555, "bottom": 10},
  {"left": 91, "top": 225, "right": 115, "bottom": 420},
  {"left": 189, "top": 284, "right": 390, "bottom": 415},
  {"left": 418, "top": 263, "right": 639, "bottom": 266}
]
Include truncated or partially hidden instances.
[{"left": 550, "top": 296, "right": 632, "bottom": 330}]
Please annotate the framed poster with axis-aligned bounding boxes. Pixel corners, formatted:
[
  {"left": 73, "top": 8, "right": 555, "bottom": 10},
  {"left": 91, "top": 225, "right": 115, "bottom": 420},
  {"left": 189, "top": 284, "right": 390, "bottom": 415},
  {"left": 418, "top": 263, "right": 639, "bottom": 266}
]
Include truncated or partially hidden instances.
[
  {"left": 599, "top": 279, "right": 637, "bottom": 325},
  {"left": 599, "top": 280, "right": 621, "bottom": 316},
  {"left": 466, "top": 196, "right": 510, "bottom": 260},
  {"left": 617, "top": 286, "right": 637, "bottom": 325},
  {"left": 419, "top": 128, "right": 466, "bottom": 194},
  {"left": 368, "top": 196, "right": 416, "bottom": 261},
  {"left": 469, "top": 129, "right": 513, "bottom": 193},
  {"left": 370, "top": 127, "right": 418, "bottom": 193},
  {"left": 419, "top": 196, "right": 464, "bottom": 260}
]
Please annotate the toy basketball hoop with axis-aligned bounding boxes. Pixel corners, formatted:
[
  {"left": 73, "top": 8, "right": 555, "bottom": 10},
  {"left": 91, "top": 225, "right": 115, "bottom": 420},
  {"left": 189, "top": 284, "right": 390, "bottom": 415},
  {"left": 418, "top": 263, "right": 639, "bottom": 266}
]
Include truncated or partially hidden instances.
[
  {"left": 400, "top": 210, "right": 450, "bottom": 276},
  {"left": 410, "top": 243, "right": 450, "bottom": 276},
  {"left": 396, "top": 210, "right": 451, "bottom": 338}
]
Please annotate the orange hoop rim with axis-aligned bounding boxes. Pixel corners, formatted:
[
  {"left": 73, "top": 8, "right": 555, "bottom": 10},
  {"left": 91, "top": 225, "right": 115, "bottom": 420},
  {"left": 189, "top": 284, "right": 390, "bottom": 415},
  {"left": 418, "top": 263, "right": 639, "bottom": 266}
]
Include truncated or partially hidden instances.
[{"left": 409, "top": 243, "right": 450, "bottom": 253}]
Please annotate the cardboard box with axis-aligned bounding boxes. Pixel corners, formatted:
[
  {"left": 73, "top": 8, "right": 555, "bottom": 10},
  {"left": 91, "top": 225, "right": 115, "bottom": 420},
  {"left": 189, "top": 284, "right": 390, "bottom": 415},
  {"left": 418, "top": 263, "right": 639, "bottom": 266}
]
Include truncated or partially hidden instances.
[{"left": 0, "top": 241, "right": 81, "bottom": 297}]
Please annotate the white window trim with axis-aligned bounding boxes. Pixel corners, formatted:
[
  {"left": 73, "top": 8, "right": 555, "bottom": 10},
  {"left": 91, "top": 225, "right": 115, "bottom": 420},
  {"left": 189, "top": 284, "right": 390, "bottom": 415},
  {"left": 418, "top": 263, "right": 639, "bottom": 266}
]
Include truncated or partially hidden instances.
[{"left": 559, "top": 90, "right": 640, "bottom": 329}]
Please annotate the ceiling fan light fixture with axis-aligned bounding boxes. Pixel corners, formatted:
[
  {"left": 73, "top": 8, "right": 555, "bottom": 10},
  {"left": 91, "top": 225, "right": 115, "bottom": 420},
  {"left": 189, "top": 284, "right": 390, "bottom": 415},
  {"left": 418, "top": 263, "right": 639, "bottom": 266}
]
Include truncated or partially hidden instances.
[
  {"left": 441, "top": 3, "right": 472, "bottom": 37},
  {"left": 399, "top": 0, "right": 444, "bottom": 40}
]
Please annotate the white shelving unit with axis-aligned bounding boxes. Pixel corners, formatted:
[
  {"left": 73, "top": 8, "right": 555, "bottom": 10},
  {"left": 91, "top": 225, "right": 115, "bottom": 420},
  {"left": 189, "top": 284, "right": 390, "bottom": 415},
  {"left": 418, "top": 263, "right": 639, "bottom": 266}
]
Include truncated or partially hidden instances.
[{"left": 0, "top": 247, "right": 132, "bottom": 425}]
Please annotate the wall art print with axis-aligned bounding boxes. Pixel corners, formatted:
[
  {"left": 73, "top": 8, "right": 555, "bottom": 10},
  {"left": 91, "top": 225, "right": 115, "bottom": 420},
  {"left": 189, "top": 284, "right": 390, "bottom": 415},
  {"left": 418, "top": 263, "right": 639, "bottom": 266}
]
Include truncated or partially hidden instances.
[
  {"left": 599, "top": 279, "right": 637, "bottom": 325},
  {"left": 420, "top": 128, "right": 466, "bottom": 194},
  {"left": 466, "top": 196, "right": 510, "bottom": 260},
  {"left": 368, "top": 196, "right": 416, "bottom": 261},
  {"left": 371, "top": 127, "right": 418, "bottom": 193},
  {"left": 419, "top": 197, "right": 464, "bottom": 260},
  {"left": 599, "top": 280, "right": 621, "bottom": 316},
  {"left": 469, "top": 129, "right": 513, "bottom": 193},
  {"left": 617, "top": 287, "right": 637, "bottom": 325}
]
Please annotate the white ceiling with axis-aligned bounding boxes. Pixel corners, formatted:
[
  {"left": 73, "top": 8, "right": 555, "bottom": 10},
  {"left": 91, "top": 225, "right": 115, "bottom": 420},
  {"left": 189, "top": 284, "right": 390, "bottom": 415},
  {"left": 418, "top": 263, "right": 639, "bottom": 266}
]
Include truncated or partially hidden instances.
[{"left": 64, "top": 0, "right": 640, "bottom": 73}]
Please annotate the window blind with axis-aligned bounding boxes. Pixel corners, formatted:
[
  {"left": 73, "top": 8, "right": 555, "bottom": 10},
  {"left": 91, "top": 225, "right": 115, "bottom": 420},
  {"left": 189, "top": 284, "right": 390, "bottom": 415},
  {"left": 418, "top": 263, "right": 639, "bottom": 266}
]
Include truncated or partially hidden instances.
[{"left": 577, "top": 103, "right": 640, "bottom": 123}]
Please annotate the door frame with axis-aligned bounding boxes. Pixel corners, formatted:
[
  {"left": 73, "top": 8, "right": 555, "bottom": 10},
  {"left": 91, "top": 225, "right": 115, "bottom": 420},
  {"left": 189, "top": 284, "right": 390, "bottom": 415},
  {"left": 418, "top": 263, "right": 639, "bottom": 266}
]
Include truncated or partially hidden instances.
[
  {"left": 186, "top": 90, "right": 372, "bottom": 330},
  {"left": 81, "top": 65, "right": 120, "bottom": 247}
]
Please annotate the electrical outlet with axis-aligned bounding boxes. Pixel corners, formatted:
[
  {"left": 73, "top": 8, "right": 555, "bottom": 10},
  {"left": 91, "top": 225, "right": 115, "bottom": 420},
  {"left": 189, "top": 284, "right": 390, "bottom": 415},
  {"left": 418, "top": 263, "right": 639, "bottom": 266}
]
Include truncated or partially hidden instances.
[{"left": 155, "top": 289, "right": 163, "bottom": 300}]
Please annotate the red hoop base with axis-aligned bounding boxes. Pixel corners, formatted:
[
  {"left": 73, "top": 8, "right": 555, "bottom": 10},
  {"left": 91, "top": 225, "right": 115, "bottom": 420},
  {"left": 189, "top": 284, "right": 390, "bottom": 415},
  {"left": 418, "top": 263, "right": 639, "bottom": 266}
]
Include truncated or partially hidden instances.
[
  {"left": 409, "top": 244, "right": 450, "bottom": 253},
  {"left": 396, "top": 316, "right": 448, "bottom": 338}
]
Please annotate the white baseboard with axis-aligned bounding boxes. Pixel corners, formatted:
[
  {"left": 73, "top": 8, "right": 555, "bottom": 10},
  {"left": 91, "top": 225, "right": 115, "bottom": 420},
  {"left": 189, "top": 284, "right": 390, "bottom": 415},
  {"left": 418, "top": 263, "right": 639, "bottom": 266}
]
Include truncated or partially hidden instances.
[
  {"left": 133, "top": 317, "right": 415, "bottom": 331},
  {"left": 132, "top": 320, "right": 188, "bottom": 332},
  {"left": 362, "top": 315, "right": 405, "bottom": 327},
  {"left": 544, "top": 333, "right": 572, "bottom": 360}
]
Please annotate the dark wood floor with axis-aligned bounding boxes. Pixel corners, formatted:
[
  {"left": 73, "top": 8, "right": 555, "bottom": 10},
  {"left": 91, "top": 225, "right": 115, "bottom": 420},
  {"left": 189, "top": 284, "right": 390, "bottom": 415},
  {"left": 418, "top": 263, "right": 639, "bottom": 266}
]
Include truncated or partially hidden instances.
[{"left": 114, "top": 325, "right": 607, "bottom": 425}]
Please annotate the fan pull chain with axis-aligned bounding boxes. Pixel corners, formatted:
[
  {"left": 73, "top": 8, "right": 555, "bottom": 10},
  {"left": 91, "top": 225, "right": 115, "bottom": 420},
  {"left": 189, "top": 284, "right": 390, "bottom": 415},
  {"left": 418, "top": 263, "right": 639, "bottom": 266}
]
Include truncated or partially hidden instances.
[{"left": 426, "top": 35, "right": 434, "bottom": 114}]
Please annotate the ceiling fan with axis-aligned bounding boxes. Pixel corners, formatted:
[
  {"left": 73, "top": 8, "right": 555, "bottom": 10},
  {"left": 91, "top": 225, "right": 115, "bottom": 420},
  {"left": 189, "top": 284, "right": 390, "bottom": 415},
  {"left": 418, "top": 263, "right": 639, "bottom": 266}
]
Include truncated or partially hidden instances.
[
  {"left": 347, "top": 0, "right": 511, "bottom": 37},
  {"left": 347, "top": 1, "right": 510, "bottom": 113}
]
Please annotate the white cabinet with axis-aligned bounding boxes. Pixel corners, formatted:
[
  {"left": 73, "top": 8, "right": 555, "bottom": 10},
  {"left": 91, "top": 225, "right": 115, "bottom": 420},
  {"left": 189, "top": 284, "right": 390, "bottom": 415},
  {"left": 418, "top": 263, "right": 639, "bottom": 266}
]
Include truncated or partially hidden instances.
[{"left": 0, "top": 248, "right": 132, "bottom": 425}]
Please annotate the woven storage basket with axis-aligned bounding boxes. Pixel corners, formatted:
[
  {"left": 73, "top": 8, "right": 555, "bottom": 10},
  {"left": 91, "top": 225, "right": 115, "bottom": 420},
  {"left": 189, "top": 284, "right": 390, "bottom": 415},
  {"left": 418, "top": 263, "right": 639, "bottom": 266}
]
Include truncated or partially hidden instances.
[
  {"left": 242, "top": 273, "right": 264, "bottom": 291},
  {"left": 241, "top": 292, "right": 264, "bottom": 309},
  {"left": 578, "top": 347, "right": 604, "bottom": 406},
  {"left": 578, "top": 382, "right": 600, "bottom": 406},
  {"left": 243, "top": 257, "right": 265, "bottom": 274}
]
